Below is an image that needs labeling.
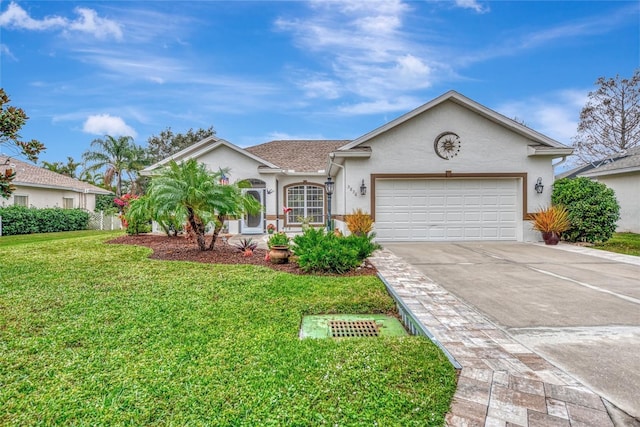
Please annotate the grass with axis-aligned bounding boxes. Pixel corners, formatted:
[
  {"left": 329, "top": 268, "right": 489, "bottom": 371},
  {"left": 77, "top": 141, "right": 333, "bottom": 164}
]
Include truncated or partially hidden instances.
[
  {"left": 592, "top": 232, "right": 640, "bottom": 256},
  {"left": 0, "top": 231, "right": 457, "bottom": 426}
]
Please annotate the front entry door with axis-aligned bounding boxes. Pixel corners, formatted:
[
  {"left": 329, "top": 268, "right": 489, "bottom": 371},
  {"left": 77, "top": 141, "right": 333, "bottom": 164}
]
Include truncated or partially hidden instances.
[{"left": 241, "top": 188, "right": 265, "bottom": 234}]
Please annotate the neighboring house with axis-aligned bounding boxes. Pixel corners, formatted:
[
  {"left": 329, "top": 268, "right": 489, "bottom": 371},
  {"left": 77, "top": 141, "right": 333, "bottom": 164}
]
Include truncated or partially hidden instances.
[
  {"left": 0, "top": 155, "right": 112, "bottom": 211},
  {"left": 558, "top": 147, "right": 640, "bottom": 233},
  {"left": 142, "top": 90, "right": 573, "bottom": 242}
]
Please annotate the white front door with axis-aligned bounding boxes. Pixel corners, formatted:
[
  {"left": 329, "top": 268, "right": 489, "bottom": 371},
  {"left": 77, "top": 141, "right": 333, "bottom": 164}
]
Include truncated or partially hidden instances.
[{"left": 241, "top": 188, "right": 265, "bottom": 234}]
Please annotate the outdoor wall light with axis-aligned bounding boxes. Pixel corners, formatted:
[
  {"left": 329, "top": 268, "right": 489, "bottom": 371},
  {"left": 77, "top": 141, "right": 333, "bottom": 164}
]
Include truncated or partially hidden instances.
[
  {"left": 325, "top": 176, "right": 334, "bottom": 230},
  {"left": 534, "top": 177, "right": 544, "bottom": 194},
  {"left": 360, "top": 179, "right": 367, "bottom": 196}
]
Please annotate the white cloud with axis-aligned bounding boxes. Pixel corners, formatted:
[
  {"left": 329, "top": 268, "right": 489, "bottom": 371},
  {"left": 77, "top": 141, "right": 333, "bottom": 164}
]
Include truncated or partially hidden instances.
[
  {"left": 454, "top": 0, "right": 489, "bottom": 14},
  {"left": 83, "top": 114, "right": 137, "bottom": 138},
  {"left": 0, "top": 2, "right": 122, "bottom": 40},
  {"left": 338, "top": 96, "right": 422, "bottom": 115},
  {"left": 0, "top": 2, "right": 66, "bottom": 30},
  {"left": 496, "top": 89, "right": 588, "bottom": 143},
  {"left": 275, "top": 1, "right": 443, "bottom": 114},
  {"left": 66, "top": 7, "right": 123, "bottom": 40},
  {"left": 0, "top": 43, "right": 16, "bottom": 61}
]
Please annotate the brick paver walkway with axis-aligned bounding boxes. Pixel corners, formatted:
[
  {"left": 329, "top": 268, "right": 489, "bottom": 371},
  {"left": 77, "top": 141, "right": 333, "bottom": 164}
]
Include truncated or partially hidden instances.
[{"left": 369, "top": 248, "right": 616, "bottom": 427}]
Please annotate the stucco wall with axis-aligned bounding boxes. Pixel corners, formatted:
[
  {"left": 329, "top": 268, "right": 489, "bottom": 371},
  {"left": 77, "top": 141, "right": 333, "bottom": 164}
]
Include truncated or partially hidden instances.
[
  {"left": 1, "top": 185, "right": 98, "bottom": 211},
  {"left": 595, "top": 173, "right": 640, "bottom": 233},
  {"left": 339, "top": 100, "right": 557, "bottom": 241}
]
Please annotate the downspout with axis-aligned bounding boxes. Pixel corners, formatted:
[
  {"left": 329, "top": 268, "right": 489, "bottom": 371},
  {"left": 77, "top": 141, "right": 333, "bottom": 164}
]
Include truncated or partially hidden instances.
[
  {"left": 553, "top": 156, "right": 568, "bottom": 171},
  {"left": 328, "top": 154, "right": 346, "bottom": 227}
]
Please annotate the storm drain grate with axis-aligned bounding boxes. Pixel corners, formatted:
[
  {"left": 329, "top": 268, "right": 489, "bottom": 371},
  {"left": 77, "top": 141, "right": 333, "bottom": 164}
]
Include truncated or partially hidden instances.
[{"left": 329, "top": 320, "right": 380, "bottom": 338}]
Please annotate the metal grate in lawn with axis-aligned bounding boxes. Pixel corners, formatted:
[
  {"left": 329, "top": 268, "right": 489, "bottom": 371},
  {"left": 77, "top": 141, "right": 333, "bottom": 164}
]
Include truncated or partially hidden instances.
[{"left": 329, "top": 320, "right": 380, "bottom": 338}]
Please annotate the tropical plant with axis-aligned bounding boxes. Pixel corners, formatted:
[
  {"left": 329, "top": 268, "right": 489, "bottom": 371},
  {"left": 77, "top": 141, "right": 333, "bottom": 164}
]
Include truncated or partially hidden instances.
[
  {"left": 345, "top": 208, "right": 374, "bottom": 236},
  {"left": 82, "top": 135, "right": 147, "bottom": 197},
  {"left": 233, "top": 238, "right": 258, "bottom": 255},
  {"left": 267, "top": 232, "right": 291, "bottom": 248},
  {"left": 41, "top": 156, "right": 81, "bottom": 178},
  {"left": 148, "top": 159, "right": 261, "bottom": 251},
  {"left": 552, "top": 177, "right": 620, "bottom": 243},
  {"left": 123, "top": 195, "right": 152, "bottom": 235},
  {"left": 529, "top": 205, "right": 571, "bottom": 234}
]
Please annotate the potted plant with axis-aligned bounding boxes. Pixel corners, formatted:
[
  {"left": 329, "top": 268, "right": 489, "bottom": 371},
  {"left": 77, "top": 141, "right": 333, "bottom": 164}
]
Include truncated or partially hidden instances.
[
  {"left": 530, "top": 205, "right": 571, "bottom": 245},
  {"left": 267, "top": 232, "right": 291, "bottom": 264}
]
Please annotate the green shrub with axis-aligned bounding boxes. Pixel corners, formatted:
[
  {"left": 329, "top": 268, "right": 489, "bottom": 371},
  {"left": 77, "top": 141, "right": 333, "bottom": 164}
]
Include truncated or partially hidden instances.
[
  {"left": 343, "top": 233, "right": 381, "bottom": 259},
  {"left": 292, "top": 227, "right": 364, "bottom": 274},
  {"left": 94, "top": 193, "right": 117, "bottom": 214},
  {"left": 0, "top": 206, "right": 89, "bottom": 235},
  {"left": 552, "top": 177, "right": 620, "bottom": 243},
  {"left": 123, "top": 196, "right": 153, "bottom": 235}
]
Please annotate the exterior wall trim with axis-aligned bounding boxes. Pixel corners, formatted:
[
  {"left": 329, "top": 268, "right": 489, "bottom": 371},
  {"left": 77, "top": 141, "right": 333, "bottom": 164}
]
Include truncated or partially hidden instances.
[{"left": 370, "top": 172, "right": 529, "bottom": 221}]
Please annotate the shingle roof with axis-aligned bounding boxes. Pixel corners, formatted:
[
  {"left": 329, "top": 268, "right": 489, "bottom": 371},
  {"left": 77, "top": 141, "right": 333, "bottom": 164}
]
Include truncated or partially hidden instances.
[
  {"left": 245, "top": 140, "right": 349, "bottom": 172},
  {"left": 581, "top": 146, "right": 640, "bottom": 175},
  {"left": 0, "top": 155, "right": 112, "bottom": 194},
  {"left": 557, "top": 147, "right": 640, "bottom": 179}
]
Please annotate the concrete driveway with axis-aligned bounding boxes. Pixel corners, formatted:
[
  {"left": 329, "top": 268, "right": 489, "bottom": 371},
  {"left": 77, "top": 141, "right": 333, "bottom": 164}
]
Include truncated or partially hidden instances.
[{"left": 384, "top": 242, "right": 640, "bottom": 420}]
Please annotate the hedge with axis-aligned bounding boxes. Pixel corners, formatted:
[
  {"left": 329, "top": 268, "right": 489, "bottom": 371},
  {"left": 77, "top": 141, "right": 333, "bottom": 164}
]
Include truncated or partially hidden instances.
[{"left": 0, "top": 206, "right": 90, "bottom": 236}]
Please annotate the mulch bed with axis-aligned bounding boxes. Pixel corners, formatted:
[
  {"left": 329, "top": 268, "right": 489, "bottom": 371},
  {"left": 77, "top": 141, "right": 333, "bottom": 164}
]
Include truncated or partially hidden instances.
[{"left": 108, "top": 234, "right": 378, "bottom": 277}]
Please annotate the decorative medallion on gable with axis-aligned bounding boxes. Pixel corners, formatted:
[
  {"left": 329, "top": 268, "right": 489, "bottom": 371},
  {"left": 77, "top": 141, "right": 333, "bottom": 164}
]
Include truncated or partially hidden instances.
[{"left": 434, "top": 131, "right": 461, "bottom": 160}]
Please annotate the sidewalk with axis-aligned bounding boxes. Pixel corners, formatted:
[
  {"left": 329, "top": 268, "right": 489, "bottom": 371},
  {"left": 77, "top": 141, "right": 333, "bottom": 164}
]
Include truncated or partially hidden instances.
[{"left": 369, "top": 248, "right": 627, "bottom": 427}]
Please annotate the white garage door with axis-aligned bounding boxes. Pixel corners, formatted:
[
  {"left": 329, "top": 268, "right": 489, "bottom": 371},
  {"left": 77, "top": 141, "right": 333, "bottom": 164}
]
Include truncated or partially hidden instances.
[{"left": 375, "top": 179, "right": 519, "bottom": 241}]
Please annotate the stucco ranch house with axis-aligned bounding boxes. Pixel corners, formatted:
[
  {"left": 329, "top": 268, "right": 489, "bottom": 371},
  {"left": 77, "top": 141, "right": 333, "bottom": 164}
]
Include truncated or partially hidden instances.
[
  {"left": 0, "top": 155, "right": 111, "bottom": 211},
  {"left": 142, "top": 91, "right": 573, "bottom": 242}
]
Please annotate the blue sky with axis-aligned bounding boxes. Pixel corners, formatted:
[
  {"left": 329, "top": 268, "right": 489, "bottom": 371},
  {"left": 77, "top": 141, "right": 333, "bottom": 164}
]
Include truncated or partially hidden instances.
[{"left": 1, "top": 0, "right": 638, "bottom": 166}]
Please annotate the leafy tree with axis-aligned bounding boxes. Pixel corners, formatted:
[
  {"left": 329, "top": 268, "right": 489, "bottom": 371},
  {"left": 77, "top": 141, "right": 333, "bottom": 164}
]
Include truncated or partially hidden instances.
[
  {"left": 41, "top": 156, "right": 81, "bottom": 178},
  {"left": 148, "top": 159, "right": 260, "bottom": 251},
  {"left": 0, "top": 88, "right": 45, "bottom": 198},
  {"left": 146, "top": 126, "right": 215, "bottom": 163},
  {"left": 95, "top": 194, "right": 117, "bottom": 214},
  {"left": 574, "top": 69, "right": 640, "bottom": 163},
  {"left": 552, "top": 177, "right": 620, "bottom": 243},
  {"left": 82, "top": 135, "right": 147, "bottom": 197}
]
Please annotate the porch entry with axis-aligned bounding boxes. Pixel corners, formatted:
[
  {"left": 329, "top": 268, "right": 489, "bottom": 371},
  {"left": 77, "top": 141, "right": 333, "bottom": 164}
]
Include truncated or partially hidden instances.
[{"left": 241, "top": 179, "right": 266, "bottom": 234}]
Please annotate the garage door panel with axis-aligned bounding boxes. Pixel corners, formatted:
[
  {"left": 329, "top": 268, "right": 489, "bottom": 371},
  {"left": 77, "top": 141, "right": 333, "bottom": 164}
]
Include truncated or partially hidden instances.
[{"left": 375, "top": 178, "right": 519, "bottom": 241}]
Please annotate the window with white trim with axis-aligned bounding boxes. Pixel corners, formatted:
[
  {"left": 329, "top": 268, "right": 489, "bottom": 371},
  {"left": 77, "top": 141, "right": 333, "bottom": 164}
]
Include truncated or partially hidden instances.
[
  {"left": 286, "top": 184, "right": 324, "bottom": 225},
  {"left": 63, "top": 197, "right": 74, "bottom": 209},
  {"left": 13, "top": 195, "right": 28, "bottom": 207}
]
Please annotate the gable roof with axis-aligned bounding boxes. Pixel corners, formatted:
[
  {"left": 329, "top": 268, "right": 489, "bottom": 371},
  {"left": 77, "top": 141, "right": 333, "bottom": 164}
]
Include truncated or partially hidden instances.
[
  {"left": 141, "top": 136, "right": 281, "bottom": 175},
  {"left": 246, "top": 140, "right": 349, "bottom": 173},
  {"left": 579, "top": 146, "right": 640, "bottom": 177},
  {"left": 339, "top": 90, "right": 573, "bottom": 155},
  {"left": 141, "top": 138, "right": 349, "bottom": 175},
  {"left": 0, "top": 156, "right": 111, "bottom": 194}
]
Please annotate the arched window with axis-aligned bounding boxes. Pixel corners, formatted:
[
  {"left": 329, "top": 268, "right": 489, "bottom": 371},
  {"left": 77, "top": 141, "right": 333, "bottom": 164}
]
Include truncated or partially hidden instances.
[{"left": 285, "top": 183, "right": 325, "bottom": 225}]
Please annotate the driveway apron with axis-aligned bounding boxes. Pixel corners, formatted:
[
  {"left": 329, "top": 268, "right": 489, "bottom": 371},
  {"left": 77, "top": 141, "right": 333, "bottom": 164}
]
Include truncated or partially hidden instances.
[{"left": 373, "top": 242, "right": 640, "bottom": 425}]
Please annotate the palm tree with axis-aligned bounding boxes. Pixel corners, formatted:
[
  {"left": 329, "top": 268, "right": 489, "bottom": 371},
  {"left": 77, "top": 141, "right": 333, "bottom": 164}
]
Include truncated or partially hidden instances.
[
  {"left": 82, "top": 135, "right": 146, "bottom": 197},
  {"left": 149, "top": 159, "right": 260, "bottom": 251}
]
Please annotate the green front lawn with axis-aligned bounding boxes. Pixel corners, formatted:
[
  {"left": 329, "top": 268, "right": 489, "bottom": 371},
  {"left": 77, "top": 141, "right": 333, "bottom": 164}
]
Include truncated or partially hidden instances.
[
  {"left": 0, "top": 232, "right": 456, "bottom": 425},
  {"left": 593, "top": 232, "right": 640, "bottom": 256}
]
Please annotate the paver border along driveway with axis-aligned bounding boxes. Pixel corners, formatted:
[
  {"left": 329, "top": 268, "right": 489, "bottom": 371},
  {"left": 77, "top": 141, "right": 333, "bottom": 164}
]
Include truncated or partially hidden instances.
[{"left": 371, "top": 242, "right": 640, "bottom": 426}]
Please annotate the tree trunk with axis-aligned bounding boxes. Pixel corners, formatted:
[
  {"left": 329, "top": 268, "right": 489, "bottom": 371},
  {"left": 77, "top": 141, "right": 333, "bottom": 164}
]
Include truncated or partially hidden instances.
[
  {"left": 207, "top": 215, "right": 225, "bottom": 250},
  {"left": 187, "top": 209, "right": 207, "bottom": 251}
]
